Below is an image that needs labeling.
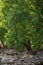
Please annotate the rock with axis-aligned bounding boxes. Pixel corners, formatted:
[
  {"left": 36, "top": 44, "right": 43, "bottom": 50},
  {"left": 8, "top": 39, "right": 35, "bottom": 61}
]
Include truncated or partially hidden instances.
[
  {"left": 0, "top": 49, "right": 43, "bottom": 65},
  {"left": 1, "top": 54, "right": 14, "bottom": 63}
]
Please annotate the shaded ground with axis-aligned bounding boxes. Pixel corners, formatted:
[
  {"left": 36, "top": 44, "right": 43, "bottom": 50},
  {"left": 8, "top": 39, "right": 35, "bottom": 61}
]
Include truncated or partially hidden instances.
[{"left": 0, "top": 49, "right": 43, "bottom": 65}]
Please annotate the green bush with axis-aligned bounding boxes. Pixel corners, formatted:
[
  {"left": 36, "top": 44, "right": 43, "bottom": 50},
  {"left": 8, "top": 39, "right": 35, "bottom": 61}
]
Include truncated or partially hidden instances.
[{"left": 0, "top": 0, "right": 43, "bottom": 51}]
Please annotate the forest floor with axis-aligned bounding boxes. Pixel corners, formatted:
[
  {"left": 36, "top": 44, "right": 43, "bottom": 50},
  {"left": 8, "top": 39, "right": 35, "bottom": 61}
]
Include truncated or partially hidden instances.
[{"left": 0, "top": 48, "right": 43, "bottom": 65}]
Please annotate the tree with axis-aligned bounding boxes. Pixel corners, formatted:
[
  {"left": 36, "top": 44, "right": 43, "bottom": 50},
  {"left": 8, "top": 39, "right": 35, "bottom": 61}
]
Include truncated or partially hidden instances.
[{"left": 0, "top": 0, "right": 43, "bottom": 51}]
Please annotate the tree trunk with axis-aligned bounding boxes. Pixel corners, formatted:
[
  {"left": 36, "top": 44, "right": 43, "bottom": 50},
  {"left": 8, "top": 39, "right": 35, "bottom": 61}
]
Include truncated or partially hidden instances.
[{"left": 23, "top": 39, "right": 31, "bottom": 51}]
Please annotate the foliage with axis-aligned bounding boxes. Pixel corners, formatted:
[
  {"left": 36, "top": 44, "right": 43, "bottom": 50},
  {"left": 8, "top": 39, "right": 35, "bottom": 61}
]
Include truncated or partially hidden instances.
[
  {"left": 0, "top": 0, "right": 7, "bottom": 45},
  {"left": 0, "top": 0, "right": 43, "bottom": 51}
]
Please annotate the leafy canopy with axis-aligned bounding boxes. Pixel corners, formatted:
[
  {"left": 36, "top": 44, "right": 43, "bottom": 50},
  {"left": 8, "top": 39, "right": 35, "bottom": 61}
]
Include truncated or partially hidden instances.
[{"left": 0, "top": 0, "right": 43, "bottom": 51}]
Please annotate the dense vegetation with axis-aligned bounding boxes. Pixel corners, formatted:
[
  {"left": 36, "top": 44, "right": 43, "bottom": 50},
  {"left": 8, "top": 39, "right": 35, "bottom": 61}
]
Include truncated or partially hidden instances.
[{"left": 0, "top": 0, "right": 43, "bottom": 51}]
